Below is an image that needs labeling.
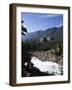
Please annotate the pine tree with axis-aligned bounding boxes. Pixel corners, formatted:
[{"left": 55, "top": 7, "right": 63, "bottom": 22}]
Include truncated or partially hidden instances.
[{"left": 21, "top": 20, "right": 27, "bottom": 35}]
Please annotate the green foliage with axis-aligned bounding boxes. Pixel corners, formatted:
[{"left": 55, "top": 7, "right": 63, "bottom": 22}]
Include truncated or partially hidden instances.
[{"left": 22, "top": 40, "right": 63, "bottom": 55}]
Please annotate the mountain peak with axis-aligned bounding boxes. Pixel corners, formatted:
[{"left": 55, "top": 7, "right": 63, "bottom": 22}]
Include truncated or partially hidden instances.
[{"left": 22, "top": 26, "right": 63, "bottom": 42}]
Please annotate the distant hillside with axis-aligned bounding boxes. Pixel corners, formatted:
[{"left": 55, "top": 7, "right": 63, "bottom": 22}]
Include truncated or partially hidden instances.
[{"left": 22, "top": 26, "right": 63, "bottom": 43}]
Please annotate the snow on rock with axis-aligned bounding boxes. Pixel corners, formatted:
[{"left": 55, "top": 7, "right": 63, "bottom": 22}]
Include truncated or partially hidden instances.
[{"left": 31, "top": 56, "right": 63, "bottom": 75}]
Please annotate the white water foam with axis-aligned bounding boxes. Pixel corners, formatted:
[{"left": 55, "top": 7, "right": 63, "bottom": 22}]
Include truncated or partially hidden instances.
[{"left": 31, "top": 57, "right": 63, "bottom": 75}]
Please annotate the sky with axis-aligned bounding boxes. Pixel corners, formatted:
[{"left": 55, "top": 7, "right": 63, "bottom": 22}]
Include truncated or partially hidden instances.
[{"left": 21, "top": 12, "right": 63, "bottom": 33}]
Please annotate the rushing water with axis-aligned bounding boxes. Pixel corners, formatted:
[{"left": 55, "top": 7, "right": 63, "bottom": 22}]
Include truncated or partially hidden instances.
[{"left": 31, "top": 56, "right": 63, "bottom": 75}]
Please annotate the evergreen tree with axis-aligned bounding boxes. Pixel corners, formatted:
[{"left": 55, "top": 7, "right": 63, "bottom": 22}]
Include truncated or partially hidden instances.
[{"left": 21, "top": 20, "right": 27, "bottom": 35}]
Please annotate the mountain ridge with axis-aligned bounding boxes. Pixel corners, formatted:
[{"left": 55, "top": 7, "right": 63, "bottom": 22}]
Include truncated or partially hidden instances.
[{"left": 22, "top": 26, "right": 63, "bottom": 42}]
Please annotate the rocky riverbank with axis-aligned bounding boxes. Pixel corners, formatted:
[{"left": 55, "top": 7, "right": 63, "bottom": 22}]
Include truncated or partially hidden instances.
[{"left": 31, "top": 50, "right": 63, "bottom": 66}]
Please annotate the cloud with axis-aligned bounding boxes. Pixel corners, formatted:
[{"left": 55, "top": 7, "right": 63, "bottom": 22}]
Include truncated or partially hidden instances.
[{"left": 39, "top": 14, "right": 61, "bottom": 18}]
